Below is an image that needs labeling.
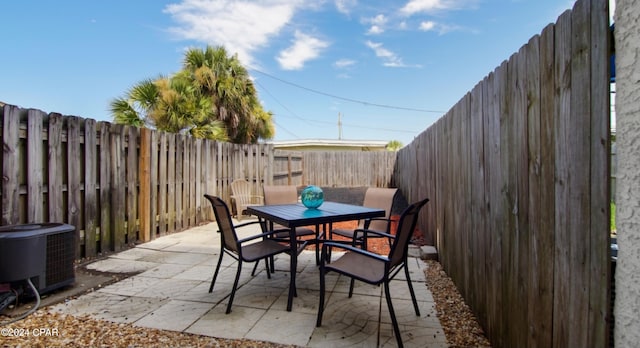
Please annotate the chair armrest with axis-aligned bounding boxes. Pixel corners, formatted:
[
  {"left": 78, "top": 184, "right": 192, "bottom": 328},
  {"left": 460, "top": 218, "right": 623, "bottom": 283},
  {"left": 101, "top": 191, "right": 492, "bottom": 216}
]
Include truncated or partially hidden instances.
[
  {"left": 321, "top": 241, "right": 389, "bottom": 262},
  {"left": 367, "top": 217, "right": 392, "bottom": 223},
  {"left": 353, "top": 228, "right": 394, "bottom": 240},
  {"left": 250, "top": 195, "right": 264, "bottom": 204},
  {"left": 218, "top": 220, "right": 283, "bottom": 244},
  {"left": 236, "top": 229, "right": 286, "bottom": 244},
  {"left": 362, "top": 216, "right": 391, "bottom": 229},
  {"left": 230, "top": 195, "right": 264, "bottom": 204},
  {"left": 234, "top": 220, "right": 263, "bottom": 229},
  {"left": 216, "top": 220, "right": 262, "bottom": 233}
]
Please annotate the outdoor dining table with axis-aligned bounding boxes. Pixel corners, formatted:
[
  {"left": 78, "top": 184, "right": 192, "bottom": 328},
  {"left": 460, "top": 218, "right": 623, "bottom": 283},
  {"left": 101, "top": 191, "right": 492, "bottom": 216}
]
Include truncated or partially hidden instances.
[{"left": 246, "top": 201, "right": 385, "bottom": 311}]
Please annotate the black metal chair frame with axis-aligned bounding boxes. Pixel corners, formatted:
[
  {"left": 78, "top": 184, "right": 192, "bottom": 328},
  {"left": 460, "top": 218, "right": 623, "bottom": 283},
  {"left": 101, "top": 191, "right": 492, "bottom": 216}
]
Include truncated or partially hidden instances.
[
  {"left": 317, "top": 198, "right": 429, "bottom": 348},
  {"left": 204, "top": 194, "right": 291, "bottom": 314}
]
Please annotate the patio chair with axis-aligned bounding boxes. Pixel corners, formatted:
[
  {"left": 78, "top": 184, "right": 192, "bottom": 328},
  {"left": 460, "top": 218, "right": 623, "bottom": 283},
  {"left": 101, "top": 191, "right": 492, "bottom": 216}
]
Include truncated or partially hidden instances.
[
  {"left": 331, "top": 187, "right": 398, "bottom": 250},
  {"left": 204, "top": 194, "right": 290, "bottom": 314},
  {"left": 317, "top": 197, "right": 429, "bottom": 348},
  {"left": 230, "top": 179, "right": 264, "bottom": 221},
  {"left": 263, "top": 185, "right": 318, "bottom": 264}
]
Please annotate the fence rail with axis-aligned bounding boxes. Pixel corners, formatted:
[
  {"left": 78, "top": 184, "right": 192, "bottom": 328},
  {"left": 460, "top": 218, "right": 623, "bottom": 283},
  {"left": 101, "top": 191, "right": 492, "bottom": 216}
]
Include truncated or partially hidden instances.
[{"left": 394, "top": 0, "right": 610, "bottom": 347}]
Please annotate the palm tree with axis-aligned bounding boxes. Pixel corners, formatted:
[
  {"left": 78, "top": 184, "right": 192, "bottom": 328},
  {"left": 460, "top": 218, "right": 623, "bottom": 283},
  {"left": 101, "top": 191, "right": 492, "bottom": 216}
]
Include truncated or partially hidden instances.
[
  {"left": 111, "top": 45, "right": 274, "bottom": 143},
  {"left": 386, "top": 140, "right": 403, "bottom": 151},
  {"left": 111, "top": 75, "right": 228, "bottom": 141},
  {"left": 110, "top": 78, "right": 159, "bottom": 128},
  {"left": 183, "top": 46, "right": 270, "bottom": 143}
]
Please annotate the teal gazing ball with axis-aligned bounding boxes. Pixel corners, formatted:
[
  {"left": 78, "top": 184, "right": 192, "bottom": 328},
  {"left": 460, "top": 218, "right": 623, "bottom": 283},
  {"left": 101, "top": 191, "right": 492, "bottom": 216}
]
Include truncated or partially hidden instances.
[{"left": 301, "top": 185, "right": 324, "bottom": 209}]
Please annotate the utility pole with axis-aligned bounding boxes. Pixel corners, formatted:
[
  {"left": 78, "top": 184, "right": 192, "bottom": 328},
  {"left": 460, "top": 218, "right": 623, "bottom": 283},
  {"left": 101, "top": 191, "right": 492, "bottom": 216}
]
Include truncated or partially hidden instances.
[{"left": 338, "top": 112, "right": 342, "bottom": 140}]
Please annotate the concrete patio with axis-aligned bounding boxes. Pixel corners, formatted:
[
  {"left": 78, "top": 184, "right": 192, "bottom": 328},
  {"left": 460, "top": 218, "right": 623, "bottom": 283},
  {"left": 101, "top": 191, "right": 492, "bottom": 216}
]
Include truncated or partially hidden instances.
[{"left": 50, "top": 219, "right": 448, "bottom": 347}]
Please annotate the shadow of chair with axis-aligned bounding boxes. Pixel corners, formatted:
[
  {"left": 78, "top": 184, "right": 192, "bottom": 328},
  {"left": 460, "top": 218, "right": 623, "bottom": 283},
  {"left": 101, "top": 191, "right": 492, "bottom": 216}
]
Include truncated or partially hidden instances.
[
  {"left": 204, "top": 194, "right": 290, "bottom": 314},
  {"left": 263, "top": 185, "right": 319, "bottom": 264},
  {"left": 330, "top": 187, "right": 398, "bottom": 250},
  {"left": 317, "top": 197, "right": 429, "bottom": 348},
  {"left": 230, "top": 179, "right": 264, "bottom": 221}
]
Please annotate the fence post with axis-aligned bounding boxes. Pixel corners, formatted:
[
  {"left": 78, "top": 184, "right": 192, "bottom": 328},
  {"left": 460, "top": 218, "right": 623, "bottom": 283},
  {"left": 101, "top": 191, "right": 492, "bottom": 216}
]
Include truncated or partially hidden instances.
[
  {"left": 139, "top": 128, "right": 151, "bottom": 242},
  {"left": 287, "top": 153, "right": 292, "bottom": 185}
]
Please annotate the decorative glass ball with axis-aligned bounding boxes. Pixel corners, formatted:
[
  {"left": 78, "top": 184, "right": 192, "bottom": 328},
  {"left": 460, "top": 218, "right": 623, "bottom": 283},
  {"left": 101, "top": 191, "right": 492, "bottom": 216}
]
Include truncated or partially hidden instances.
[{"left": 301, "top": 185, "right": 324, "bottom": 209}]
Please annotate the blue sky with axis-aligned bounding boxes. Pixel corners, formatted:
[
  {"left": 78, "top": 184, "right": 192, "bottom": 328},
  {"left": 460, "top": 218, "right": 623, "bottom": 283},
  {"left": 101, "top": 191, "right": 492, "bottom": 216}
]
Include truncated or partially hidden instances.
[{"left": 2, "top": 0, "right": 600, "bottom": 146}]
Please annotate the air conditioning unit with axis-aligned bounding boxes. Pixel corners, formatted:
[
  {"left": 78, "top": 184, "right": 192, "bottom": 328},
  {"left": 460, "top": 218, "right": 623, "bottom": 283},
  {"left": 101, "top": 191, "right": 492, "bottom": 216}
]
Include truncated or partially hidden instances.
[{"left": 0, "top": 223, "right": 76, "bottom": 294}]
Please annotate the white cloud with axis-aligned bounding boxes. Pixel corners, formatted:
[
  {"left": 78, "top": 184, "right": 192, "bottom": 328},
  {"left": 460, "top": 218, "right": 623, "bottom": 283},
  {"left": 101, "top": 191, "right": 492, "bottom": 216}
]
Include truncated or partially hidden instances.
[
  {"left": 335, "top": 0, "right": 357, "bottom": 15},
  {"left": 365, "top": 40, "right": 406, "bottom": 67},
  {"left": 435, "top": 22, "right": 467, "bottom": 34},
  {"left": 419, "top": 20, "right": 436, "bottom": 31},
  {"left": 363, "top": 14, "right": 388, "bottom": 35},
  {"left": 277, "top": 31, "right": 329, "bottom": 70},
  {"left": 400, "top": 0, "right": 475, "bottom": 16},
  {"left": 369, "top": 14, "right": 388, "bottom": 26},
  {"left": 367, "top": 25, "right": 384, "bottom": 35},
  {"left": 418, "top": 20, "right": 472, "bottom": 35},
  {"left": 334, "top": 58, "right": 356, "bottom": 68},
  {"left": 164, "top": 0, "right": 305, "bottom": 67}
]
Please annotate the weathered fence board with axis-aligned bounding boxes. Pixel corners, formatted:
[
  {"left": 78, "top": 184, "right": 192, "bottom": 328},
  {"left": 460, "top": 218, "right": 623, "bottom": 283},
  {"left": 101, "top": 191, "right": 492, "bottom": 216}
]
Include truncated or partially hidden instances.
[
  {"left": 110, "top": 124, "right": 126, "bottom": 251},
  {"left": 84, "top": 119, "right": 97, "bottom": 257},
  {"left": 67, "top": 117, "right": 82, "bottom": 256},
  {"left": 167, "top": 133, "right": 176, "bottom": 231},
  {"left": 588, "top": 0, "right": 611, "bottom": 345},
  {"left": 99, "top": 122, "right": 112, "bottom": 251},
  {"left": 126, "top": 126, "right": 138, "bottom": 243},
  {"left": 175, "top": 135, "right": 183, "bottom": 231},
  {"left": 2, "top": 106, "right": 20, "bottom": 225},
  {"left": 49, "top": 114, "right": 64, "bottom": 223},
  {"left": 139, "top": 128, "right": 151, "bottom": 242},
  {"left": 469, "top": 81, "right": 487, "bottom": 327},
  {"left": 534, "top": 23, "right": 556, "bottom": 348},
  {"left": 158, "top": 132, "right": 168, "bottom": 236},
  {"left": 27, "top": 109, "right": 43, "bottom": 223}
]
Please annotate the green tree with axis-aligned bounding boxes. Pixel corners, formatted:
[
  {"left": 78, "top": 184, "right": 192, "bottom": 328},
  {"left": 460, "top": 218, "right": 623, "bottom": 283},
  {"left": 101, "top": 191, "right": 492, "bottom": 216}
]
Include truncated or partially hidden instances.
[
  {"left": 386, "top": 140, "right": 403, "bottom": 151},
  {"left": 110, "top": 74, "right": 227, "bottom": 140},
  {"left": 182, "top": 46, "right": 272, "bottom": 143},
  {"left": 111, "top": 45, "right": 273, "bottom": 143}
]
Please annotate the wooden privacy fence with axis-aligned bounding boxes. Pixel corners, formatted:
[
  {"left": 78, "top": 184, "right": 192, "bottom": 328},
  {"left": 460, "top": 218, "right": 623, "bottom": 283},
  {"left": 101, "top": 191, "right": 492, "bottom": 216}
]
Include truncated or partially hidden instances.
[
  {"left": 0, "top": 106, "right": 397, "bottom": 259},
  {"left": 394, "top": 0, "right": 611, "bottom": 347},
  {"left": 270, "top": 150, "right": 303, "bottom": 186},
  {"left": 0, "top": 105, "right": 273, "bottom": 257},
  {"left": 269, "top": 150, "right": 396, "bottom": 188},
  {"left": 301, "top": 151, "right": 396, "bottom": 188}
]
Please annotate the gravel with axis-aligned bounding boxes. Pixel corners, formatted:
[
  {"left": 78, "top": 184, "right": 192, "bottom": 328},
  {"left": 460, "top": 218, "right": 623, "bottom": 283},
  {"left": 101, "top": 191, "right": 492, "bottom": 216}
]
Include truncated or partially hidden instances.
[
  {"left": 1, "top": 310, "right": 294, "bottom": 347},
  {"left": 424, "top": 260, "right": 492, "bottom": 348}
]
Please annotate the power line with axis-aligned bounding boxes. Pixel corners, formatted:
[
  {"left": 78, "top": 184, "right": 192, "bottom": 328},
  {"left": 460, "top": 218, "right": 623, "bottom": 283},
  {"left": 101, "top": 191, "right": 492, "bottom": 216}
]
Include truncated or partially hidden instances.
[
  {"left": 273, "top": 113, "right": 418, "bottom": 134},
  {"left": 250, "top": 68, "right": 446, "bottom": 114},
  {"left": 254, "top": 79, "right": 313, "bottom": 126},
  {"left": 252, "top": 68, "right": 430, "bottom": 137},
  {"left": 272, "top": 120, "right": 301, "bottom": 139}
]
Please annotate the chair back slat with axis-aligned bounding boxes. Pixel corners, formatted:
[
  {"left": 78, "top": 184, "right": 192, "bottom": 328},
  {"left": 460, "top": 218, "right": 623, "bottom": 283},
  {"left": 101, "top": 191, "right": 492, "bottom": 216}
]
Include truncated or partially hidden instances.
[
  {"left": 388, "top": 198, "right": 429, "bottom": 266},
  {"left": 264, "top": 185, "right": 298, "bottom": 205},
  {"left": 204, "top": 194, "right": 240, "bottom": 253},
  {"left": 231, "top": 179, "right": 254, "bottom": 206},
  {"left": 361, "top": 187, "right": 397, "bottom": 231}
]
